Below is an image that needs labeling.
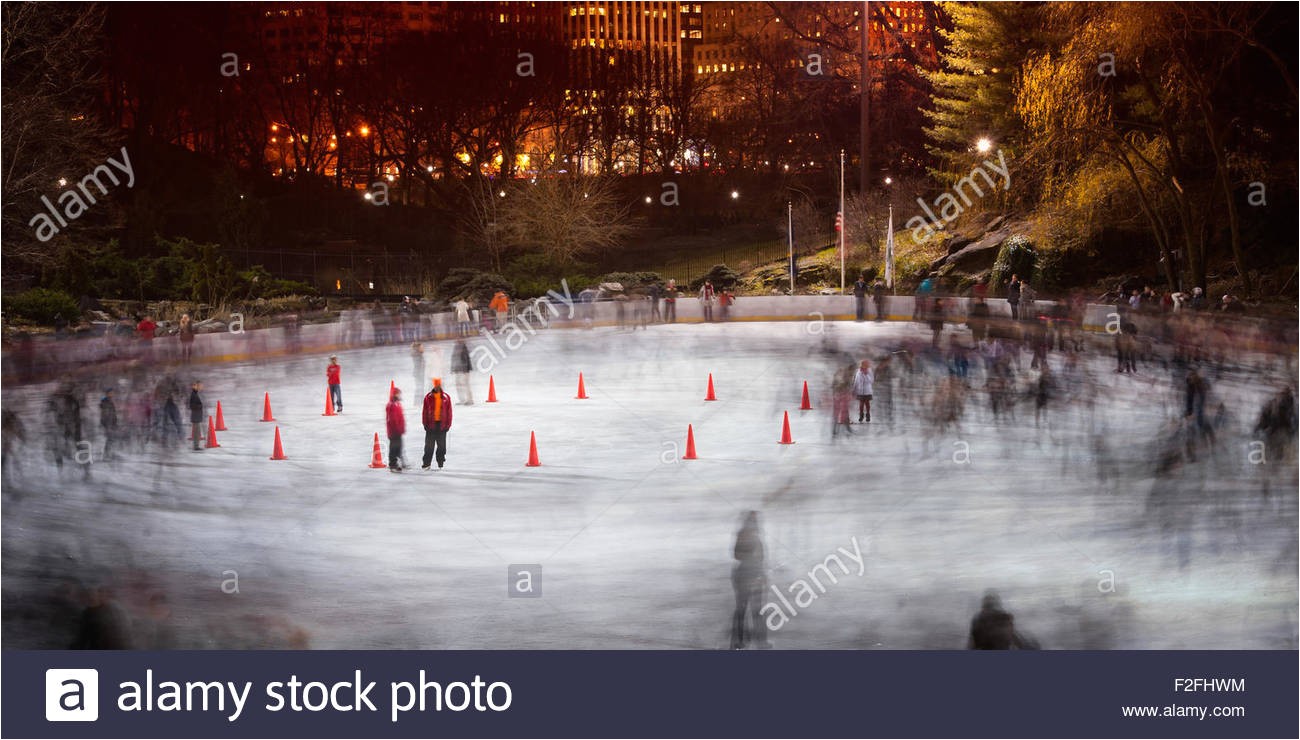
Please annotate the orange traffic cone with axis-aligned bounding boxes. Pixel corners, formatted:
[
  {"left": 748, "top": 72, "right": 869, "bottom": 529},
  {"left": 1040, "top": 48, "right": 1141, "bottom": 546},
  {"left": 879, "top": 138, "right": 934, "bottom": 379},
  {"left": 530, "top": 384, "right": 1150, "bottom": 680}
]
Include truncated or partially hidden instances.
[
  {"left": 322, "top": 388, "right": 335, "bottom": 416},
  {"left": 779, "top": 411, "right": 795, "bottom": 444},
  {"left": 367, "top": 432, "right": 386, "bottom": 469},
  {"left": 705, "top": 373, "right": 717, "bottom": 401},
  {"left": 682, "top": 424, "right": 698, "bottom": 459},
  {"left": 525, "top": 431, "right": 541, "bottom": 467},
  {"left": 215, "top": 401, "right": 228, "bottom": 431},
  {"left": 800, "top": 381, "right": 813, "bottom": 410},
  {"left": 575, "top": 373, "right": 588, "bottom": 399},
  {"left": 487, "top": 376, "right": 498, "bottom": 403},
  {"left": 389, "top": 380, "right": 396, "bottom": 401},
  {"left": 269, "top": 426, "right": 287, "bottom": 460},
  {"left": 205, "top": 415, "right": 221, "bottom": 448},
  {"left": 260, "top": 392, "right": 275, "bottom": 422}
]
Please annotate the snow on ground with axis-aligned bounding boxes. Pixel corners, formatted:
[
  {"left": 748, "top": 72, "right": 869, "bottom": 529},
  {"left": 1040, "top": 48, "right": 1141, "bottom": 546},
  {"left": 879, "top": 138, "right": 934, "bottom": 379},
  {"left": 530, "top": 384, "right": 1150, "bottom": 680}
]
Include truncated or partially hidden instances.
[{"left": 2, "top": 320, "right": 1296, "bottom": 649}]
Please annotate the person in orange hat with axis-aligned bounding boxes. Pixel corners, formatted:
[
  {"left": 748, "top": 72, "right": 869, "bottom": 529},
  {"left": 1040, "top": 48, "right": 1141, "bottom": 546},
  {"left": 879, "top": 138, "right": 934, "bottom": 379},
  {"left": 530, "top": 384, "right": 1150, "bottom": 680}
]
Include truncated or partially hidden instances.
[{"left": 421, "top": 377, "right": 454, "bottom": 470}]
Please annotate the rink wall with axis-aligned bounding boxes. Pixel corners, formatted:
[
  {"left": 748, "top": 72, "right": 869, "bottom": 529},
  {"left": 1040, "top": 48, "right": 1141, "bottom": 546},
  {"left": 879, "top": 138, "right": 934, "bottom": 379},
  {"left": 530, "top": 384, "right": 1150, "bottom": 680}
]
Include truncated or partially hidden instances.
[{"left": 1, "top": 297, "right": 1122, "bottom": 380}]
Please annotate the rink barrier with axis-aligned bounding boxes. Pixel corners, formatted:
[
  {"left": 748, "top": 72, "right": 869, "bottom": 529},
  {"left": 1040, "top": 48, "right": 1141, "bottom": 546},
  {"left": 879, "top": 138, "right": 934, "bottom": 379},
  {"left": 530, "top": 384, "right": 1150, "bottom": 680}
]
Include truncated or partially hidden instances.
[{"left": 3, "top": 296, "right": 1124, "bottom": 380}]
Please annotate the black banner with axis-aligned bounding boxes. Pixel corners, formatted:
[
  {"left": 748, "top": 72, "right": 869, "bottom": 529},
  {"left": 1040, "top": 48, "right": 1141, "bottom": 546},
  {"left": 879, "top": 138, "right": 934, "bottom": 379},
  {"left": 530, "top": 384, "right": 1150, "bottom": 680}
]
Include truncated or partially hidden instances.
[{"left": 6, "top": 650, "right": 1297, "bottom": 738}]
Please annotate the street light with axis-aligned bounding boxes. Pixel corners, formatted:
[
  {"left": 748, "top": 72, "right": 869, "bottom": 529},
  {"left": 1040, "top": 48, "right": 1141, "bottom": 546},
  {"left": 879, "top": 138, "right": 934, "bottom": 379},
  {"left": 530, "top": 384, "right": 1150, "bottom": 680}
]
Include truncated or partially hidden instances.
[
  {"left": 975, "top": 137, "right": 993, "bottom": 154},
  {"left": 730, "top": 190, "right": 739, "bottom": 200},
  {"left": 883, "top": 176, "right": 893, "bottom": 186}
]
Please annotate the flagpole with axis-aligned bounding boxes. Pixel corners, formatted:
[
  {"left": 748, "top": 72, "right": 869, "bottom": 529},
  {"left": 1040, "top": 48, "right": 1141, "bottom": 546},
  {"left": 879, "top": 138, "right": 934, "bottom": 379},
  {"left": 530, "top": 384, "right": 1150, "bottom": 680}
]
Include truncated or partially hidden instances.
[
  {"left": 886, "top": 203, "right": 895, "bottom": 291},
  {"left": 787, "top": 201, "right": 794, "bottom": 294},
  {"left": 839, "top": 149, "right": 846, "bottom": 294}
]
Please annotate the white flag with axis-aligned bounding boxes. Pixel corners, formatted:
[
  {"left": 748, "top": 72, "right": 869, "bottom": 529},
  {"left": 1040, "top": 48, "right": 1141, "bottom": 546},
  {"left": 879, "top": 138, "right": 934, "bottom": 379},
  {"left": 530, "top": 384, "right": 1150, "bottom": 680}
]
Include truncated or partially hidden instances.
[{"left": 884, "top": 205, "right": 895, "bottom": 289}]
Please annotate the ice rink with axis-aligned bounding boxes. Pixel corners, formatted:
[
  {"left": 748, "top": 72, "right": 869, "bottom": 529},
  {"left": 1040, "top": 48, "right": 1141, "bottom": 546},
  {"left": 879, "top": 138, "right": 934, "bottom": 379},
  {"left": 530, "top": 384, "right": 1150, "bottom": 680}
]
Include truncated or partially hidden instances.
[{"left": 3, "top": 319, "right": 1296, "bottom": 649}]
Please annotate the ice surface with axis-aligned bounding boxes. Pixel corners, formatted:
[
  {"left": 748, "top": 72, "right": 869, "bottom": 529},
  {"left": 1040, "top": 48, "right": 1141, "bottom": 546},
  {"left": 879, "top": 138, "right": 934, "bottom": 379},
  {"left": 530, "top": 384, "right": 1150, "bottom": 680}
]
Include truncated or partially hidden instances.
[{"left": 2, "top": 321, "right": 1296, "bottom": 649}]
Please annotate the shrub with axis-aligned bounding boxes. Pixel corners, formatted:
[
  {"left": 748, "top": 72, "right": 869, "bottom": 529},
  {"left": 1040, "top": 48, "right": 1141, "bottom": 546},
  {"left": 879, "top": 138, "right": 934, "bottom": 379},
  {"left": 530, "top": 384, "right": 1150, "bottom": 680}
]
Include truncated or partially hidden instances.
[
  {"left": 990, "top": 234, "right": 1036, "bottom": 296},
  {"left": 4, "top": 288, "right": 80, "bottom": 325},
  {"left": 434, "top": 268, "right": 514, "bottom": 305},
  {"left": 689, "top": 264, "right": 739, "bottom": 291}
]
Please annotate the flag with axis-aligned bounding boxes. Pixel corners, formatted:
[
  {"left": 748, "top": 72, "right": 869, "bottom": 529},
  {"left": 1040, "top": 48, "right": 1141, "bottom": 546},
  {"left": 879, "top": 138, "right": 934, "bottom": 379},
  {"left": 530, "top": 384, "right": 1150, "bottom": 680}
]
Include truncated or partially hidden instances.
[
  {"left": 835, "top": 211, "right": 843, "bottom": 232},
  {"left": 884, "top": 205, "right": 895, "bottom": 289}
]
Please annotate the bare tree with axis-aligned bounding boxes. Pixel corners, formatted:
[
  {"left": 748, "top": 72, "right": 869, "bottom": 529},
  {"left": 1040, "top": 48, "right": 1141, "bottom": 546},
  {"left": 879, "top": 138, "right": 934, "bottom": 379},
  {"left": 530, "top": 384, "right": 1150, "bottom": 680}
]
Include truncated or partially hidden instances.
[
  {"left": 499, "top": 177, "right": 632, "bottom": 265},
  {"left": 2, "top": 2, "right": 116, "bottom": 277}
]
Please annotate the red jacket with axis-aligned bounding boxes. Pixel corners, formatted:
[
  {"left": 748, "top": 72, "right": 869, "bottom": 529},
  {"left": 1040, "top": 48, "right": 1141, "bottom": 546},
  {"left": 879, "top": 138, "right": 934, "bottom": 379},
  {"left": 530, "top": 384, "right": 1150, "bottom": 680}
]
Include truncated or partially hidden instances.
[
  {"left": 421, "top": 390, "right": 453, "bottom": 431},
  {"left": 137, "top": 319, "right": 157, "bottom": 340},
  {"left": 385, "top": 400, "right": 405, "bottom": 437},
  {"left": 327, "top": 364, "right": 341, "bottom": 385}
]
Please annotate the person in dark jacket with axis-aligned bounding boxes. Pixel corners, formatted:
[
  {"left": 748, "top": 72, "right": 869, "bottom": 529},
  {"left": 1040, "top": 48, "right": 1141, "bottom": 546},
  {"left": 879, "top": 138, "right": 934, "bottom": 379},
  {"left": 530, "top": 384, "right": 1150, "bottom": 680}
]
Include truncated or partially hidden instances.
[
  {"left": 929, "top": 298, "right": 946, "bottom": 347},
  {"left": 968, "top": 591, "right": 1038, "bottom": 649},
  {"left": 872, "top": 278, "right": 887, "bottom": 321},
  {"left": 730, "top": 511, "right": 770, "bottom": 649},
  {"left": 452, "top": 340, "right": 474, "bottom": 405},
  {"left": 160, "top": 391, "right": 182, "bottom": 447},
  {"left": 100, "top": 388, "right": 118, "bottom": 462},
  {"left": 852, "top": 276, "right": 868, "bottom": 321},
  {"left": 188, "top": 381, "right": 204, "bottom": 451},
  {"left": 421, "top": 378, "right": 454, "bottom": 470},
  {"left": 1006, "top": 275, "right": 1022, "bottom": 320},
  {"left": 386, "top": 388, "right": 406, "bottom": 472}
]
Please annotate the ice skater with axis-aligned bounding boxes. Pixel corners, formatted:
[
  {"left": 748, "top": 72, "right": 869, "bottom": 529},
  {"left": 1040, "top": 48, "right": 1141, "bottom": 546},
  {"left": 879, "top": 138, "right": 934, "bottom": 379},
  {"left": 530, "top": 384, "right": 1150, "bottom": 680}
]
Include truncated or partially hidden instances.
[
  {"left": 386, "top": 387, "right": 406, "bottom": 472},
  {"left": 968, "top": 591, "right": 1039, "bottom": 649},
  {"left": 99, "top": 388, "right": 119, "bottom": 462},
  {"left": 326, "top": 355, "right": 343, "bottom": 413},
  {"left": 411, "top": 343, "right": 426, "bottom": 397},
  {"left": 188, "top": 380, "right": 204, "bottom": 451},
  {"left": 853, "top": 360, "right": 874, "bottom": 423},
  {"left": 421, "top": 377, "right": 453, "bottom": 470},
  {"left": 730, "top": 511, "right": 770, "bottom": 649},
  {"left": 452, "top": 340, "right": 474, "bottom": 405}
]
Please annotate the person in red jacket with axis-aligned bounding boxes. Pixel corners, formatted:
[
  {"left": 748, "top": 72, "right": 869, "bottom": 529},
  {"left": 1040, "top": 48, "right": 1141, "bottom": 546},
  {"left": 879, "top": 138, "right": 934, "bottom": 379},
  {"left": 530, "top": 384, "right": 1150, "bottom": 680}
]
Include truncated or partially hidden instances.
[
  {"left": 421, "top": 377, "right": 454, "bottom": 470},
  {"left": 136, "top": 315, "right": 157, "bottom": 341},
  {"left": 326, "top": 356, "right": 342, "bottom": 413},
  {"left": 385, "top": 388, "right": 405, "bottom": 472}
]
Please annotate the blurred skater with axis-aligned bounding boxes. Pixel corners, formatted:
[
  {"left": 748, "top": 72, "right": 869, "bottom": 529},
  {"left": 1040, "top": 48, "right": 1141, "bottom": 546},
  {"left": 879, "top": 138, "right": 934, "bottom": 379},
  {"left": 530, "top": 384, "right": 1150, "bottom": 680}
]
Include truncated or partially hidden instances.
[
  {"left": 386, "top": 388, "right": 406, "bottom": 472},
  {"left": 730, "top": 511, "right": 770, "bottom": 649},
  {"left": 188, "top": 381, "right": 204, "bottom": 451},
  {"left": 411, "top": 343, "right": 426, "bottom": 397},
  {"left": 452, "top": 340, "right": 474, "bottom": 405},
  {"left": 968, "top": 591, "right": 1038, "bottom": 650},
  {"left": 99, "top": 388, "right": 119, "bottom": 462},
  {"left": 421, "top": 378, "right": 453, "bottom": 470},
  {"left": 664, "top": 280, "right": 679, "bottom": 323}
]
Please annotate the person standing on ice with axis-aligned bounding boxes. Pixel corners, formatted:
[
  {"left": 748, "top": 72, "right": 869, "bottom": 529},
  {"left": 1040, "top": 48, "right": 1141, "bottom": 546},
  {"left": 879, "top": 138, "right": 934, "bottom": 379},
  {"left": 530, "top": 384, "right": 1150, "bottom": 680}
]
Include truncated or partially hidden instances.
[
  {"left": 386, "top": 388, "right": 406, "bottom": 472},
  {"left": 853, "top": 360, "right": 874, "bottom": 423},
  {"left": 188, "top": 380, "right": 204, "bottom": 451},
  {"left": 421, "top": 378, "right": 454, "bottom": 470},
  {"left": 452, "top": 340, "right": 474, "bottom": 405},
  {"left": 663, "top": 279, "right": 679, "bottom": 323},
  {"left": 853, "top": 275, "right": 867, "bottom": 321},
  {"left": 730, "top": 511, "right": 770, "bottom": 650},
  {"left": 326, "top": 355, "right": 343, "bottom": 414}
]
